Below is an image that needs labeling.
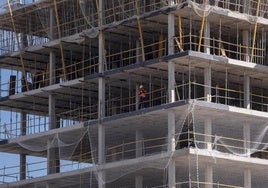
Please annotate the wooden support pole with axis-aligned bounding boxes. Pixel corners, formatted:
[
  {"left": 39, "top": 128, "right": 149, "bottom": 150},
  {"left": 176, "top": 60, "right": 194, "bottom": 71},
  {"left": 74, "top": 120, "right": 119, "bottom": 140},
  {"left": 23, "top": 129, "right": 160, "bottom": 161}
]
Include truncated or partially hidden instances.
[
  {"left": 250, "top": 0, "right": 261, "bottom": 62},
  {"left": 53, "top": 0, "right": 67, "bottom": 80},
  {"left": 198, "top": 0, "right": 208, "bottom": 52},
  {"left": 135, "top": 0, "right": 145, "bottom": 62},
  {"left": 7, "top": 0, "right": 28, "bottom": 91}
]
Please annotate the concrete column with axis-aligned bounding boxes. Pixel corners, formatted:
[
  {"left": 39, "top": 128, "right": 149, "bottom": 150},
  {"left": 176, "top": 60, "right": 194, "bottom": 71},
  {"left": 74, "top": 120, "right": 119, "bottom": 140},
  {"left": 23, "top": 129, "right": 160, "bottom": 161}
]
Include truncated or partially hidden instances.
[
  {"left": 168, "top": 111, "right": 176, "bottom": 152},
  {"left": 243, "top": 0, "right": 250, "bottom": 14},
  {"left": 242, "top": 30, "right": 249, "bottom": 62},
  {"left": 168, "top": 61, "right": 176, "bottom": 103},
  {"left": 47, "top": 39, "right": 59, "bottom": 175},
  {"left": 136, "top": 130, "right": 143, "bottom": 157},
  {"left": 135, "top": 129, "right": 143, "bottom": 187},
  {"left": 98, "top": 124, "right": 105, "bottom": 164},
  {"left": 244, "top": 169, "right": 251, "bottom": 188},
  {"left": 136, "top": 40, "right": 142, "bottom": 63},
  {"left": 205, "top": 165, "right": 213, "bottom": 188},
  {"left": 204, "top": 118, "right": 212, "bottom": 150},
  {"left": 204, "top": 20, "right": 210, "bottom": 54},
  {"left": 244, "top": 74, "right": 250, "bottom": 109},
  {"left": 136, "top": 84, "right": 139, "bottom": 110},
  {"left": 98, "top": 1, "right": 106, "bottom": 186},
  {"left": 204, "top": 65, "right": 211, "bottom": 102},
  {"left": 168, "top": 159, "right": 176, "bottom": 188},
  {"left": 20, "top": 112, "right": 26, "bottom": 180},
  {"left": 243, "top": 124, "right": 250, "bottom": 156},
  {"left": 168, "top": 13, "right": 175, "bottom": 55},
  {"left": 168, "top": 111, "right": 176, "bottom": 188},
  {"left": 135, "top": 175, "right": 143, "bottom": 188}
]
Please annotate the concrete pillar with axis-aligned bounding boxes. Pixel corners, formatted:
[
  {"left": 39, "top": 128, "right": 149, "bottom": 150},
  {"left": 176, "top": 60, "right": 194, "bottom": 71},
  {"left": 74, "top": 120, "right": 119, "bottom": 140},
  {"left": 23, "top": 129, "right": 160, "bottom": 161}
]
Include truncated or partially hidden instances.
[
  {"left": 168, "top": 111, "right": 176, "bottom": 152},
  {"left": 168, "top": 61, "right": 176, "bottom": 103},
  {"left": 168, "top": 159, "right": 176, "bottom": 188},
  {"left": 168, "top": 13, "right": 175, "bottom": 55},
  {"left": 47, "top": 19, "right": 60, "bottom": 174},
  {"left": 135, "top": 175, "right": 143, "bottom": 188},
  {"left": 136, "top": 84, "right": 139, "bottom": 110},
  {"left": 205, "top": 165, "right": 213, "bottom": 188},
  {"left": 243, "top": 0, "right": 250, "bottom": 14},
  {"left": 168, "top": 111, "right": 176, "bottom": 188},
  {"left": 98, "top": 1, "right": 106, "bottom": 186},
  {"left": 204, "top": 65, "right": 211, "bottom": 102},
  {"left": 136, "top": 40, "right": 142, "bottom": 63},
  {"left": 244, "top": 169, "right": 251, "bottom": 188},
  {"left": 20, "top": 112, "right": 26, "bottom": 180},
  {"left": 244, "top": 74, "right": 250, "bottom": 109},
  {"left": 135, "top": 130, "right": 143, "bottom": 187},
  {"left": 204, "top": 20, "right": 210, "bottom": 54},
  {"left": 136, "top": 130, "right": 143, "bottom": 157},
  {"left": 242, "top": 30, "right": 249, "bottom": 62},
  {"left": 243, "top": 124, "right": 250, "bottom": 156},
  {"left": 204, "top": 118, "right": 212, "bottom": 150}
]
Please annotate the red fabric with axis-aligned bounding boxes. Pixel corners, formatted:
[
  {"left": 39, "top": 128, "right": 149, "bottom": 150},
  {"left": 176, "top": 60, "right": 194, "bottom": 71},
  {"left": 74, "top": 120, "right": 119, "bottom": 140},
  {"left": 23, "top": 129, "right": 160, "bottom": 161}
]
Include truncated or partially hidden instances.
[{"left": 138, "top": 88, "right": 147, "bottom": 98}]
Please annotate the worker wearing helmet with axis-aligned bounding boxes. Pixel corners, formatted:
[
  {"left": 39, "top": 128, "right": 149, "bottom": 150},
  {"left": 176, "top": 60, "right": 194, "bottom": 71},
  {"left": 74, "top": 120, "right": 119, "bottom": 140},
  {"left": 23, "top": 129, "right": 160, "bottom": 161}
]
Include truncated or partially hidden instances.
[{"left": 138, "top": 85, "right": 147, "bottom": 109}]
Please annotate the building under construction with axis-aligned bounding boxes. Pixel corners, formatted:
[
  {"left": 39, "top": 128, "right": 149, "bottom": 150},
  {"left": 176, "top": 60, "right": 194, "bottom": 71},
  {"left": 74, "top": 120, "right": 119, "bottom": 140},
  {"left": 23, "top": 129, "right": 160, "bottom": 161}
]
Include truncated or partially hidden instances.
[{"left": 1, "top": 0, "right": 268, "bottom": 187}]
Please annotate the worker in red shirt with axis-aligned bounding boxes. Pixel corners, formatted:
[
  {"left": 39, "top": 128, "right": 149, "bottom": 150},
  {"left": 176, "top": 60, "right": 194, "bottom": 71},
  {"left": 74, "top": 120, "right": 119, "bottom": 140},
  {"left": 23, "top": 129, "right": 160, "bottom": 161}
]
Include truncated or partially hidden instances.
[{"left": 138, "top": 85, "right": 147, "bottom": 109}]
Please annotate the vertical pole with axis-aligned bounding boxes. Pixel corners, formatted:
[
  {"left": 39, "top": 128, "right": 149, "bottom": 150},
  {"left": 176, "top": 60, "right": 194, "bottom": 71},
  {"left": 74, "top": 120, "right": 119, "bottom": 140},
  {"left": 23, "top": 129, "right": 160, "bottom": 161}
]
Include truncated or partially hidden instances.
[
  {"left": 135, "top": 130, "right": 143, "bottom": 188},
  {"left": 204, "top": 118, "right": 212, "bottom": 150},
  {"left": 168, "top": 61, "right": 176, "bottom": 103},
  {"left": 168, "top": 7, "right": 175, "bottom": 103},
  {"left": 98, "top": 0, "right": 106, "bottom": 187},
  {"left": 243, "top": 124, "right": 250, "bottom": 156},
  {"left": 244, "top": 169, "right": 251, "bottom": 188},
  {"left": 204, "top": 20, "right": 210, "bottom": 54},
  {"left": 47, "top": 5, "right": 60, "bottom": 179},
  {"left": 136, "top": 130, "right": 143, "bottom": 157},
  {"left": 204, "top": 64, "right": 211, "bottom": 102},
  {"left": 244, "top": 74, "right": 250, "bottom": 109},
  {"left": 242, "top": 30, "right": 249, "bottom": 62},
  {"left": 168, "top": 111, "right": 176, "bottom": 188},
  {"left": 20, "top": 112, "right": 26, "bottom": 180},
  {"left": 205, "top": 165, "right": 213, "bottom": 188}
]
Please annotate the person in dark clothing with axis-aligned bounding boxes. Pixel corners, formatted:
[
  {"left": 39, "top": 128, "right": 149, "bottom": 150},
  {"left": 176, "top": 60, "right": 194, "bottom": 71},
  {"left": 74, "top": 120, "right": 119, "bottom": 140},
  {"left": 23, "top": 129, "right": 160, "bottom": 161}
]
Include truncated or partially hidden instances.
[{"left": 138, "top": 85, "right": 148, "bottom": 109}]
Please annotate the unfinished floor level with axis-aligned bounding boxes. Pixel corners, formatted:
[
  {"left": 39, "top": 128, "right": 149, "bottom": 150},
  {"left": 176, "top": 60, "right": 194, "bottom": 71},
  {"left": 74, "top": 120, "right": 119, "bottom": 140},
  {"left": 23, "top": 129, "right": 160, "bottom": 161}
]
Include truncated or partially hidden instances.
[{"left": 1, "top": 0, "right": 268, "bottom": 188}]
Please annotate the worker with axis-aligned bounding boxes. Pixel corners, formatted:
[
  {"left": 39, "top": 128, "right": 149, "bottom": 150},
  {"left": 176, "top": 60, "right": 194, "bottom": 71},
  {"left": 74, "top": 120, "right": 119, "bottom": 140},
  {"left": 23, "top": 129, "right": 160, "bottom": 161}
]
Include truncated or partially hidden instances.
[{"left": 138, "top": 85, "right": 147, "bottom": 109}]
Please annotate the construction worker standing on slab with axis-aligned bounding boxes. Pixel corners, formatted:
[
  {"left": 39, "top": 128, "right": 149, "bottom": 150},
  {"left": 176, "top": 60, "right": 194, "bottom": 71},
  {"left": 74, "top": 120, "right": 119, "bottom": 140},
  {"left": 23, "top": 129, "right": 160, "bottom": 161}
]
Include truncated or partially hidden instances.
[{"left": 138, "top": 85, "right": 148, "bottom": 109}]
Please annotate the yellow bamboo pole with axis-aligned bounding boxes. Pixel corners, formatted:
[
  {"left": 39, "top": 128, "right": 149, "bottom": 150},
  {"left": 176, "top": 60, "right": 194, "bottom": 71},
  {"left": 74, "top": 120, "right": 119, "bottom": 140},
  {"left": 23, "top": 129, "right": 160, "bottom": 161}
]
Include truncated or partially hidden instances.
[
  {"left": 7, "top": 0, "right": 29, "bottom": 91},
  {"left": 198, "top": 0, "right": 208, "bottom": 52},
  {"left": 53, "top": 0, "right": 67, "bottom": 80},
  {"left": 135, "top": 0, "right": 145, "bottom": 62},
  {"left": 250, "top": 0, "right": 261, "bottom": 62}
]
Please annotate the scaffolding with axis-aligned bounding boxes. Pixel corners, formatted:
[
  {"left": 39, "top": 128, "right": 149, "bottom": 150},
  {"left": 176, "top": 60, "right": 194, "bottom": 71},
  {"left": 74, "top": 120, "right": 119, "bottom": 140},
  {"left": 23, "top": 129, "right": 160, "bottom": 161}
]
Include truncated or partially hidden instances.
[{"left": 1, "top": 0, "right": 268, "bottom": 188}]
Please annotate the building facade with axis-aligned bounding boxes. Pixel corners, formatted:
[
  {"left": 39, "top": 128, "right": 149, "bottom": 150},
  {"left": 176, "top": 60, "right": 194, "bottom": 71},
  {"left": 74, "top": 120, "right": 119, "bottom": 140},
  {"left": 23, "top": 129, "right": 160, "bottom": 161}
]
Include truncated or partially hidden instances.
[{"left": 1, "top": 0, "right": 268, "bottom": 187}]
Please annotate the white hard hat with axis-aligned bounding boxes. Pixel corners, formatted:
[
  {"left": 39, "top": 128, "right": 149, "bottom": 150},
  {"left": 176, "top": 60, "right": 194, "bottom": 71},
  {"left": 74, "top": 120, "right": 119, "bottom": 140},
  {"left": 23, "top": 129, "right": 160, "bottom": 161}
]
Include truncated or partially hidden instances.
[{"left": 139, "top": 85, "right": 143, "bottom": 89}]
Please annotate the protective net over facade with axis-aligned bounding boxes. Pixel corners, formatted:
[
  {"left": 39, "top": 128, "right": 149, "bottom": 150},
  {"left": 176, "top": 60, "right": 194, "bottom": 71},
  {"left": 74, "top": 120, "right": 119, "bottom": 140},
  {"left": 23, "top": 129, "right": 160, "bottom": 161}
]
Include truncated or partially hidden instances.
[{"left": 1, "top": 0, "right": 268, "bottom": 188}]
